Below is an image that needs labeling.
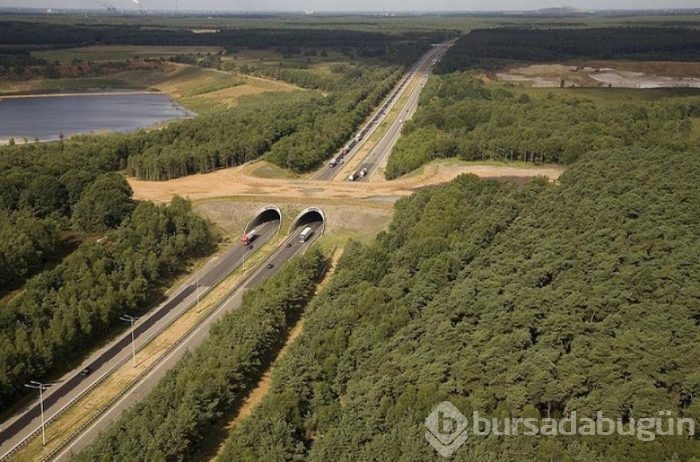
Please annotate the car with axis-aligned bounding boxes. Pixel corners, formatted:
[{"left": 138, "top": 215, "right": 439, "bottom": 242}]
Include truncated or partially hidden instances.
[
  {"left": 267, "top": 263, "right": 274, "bottom": 269},
  {"left": 286, "top": 242, "right": 292, "bottom": 248},
  {"left": 80, "top": 367, "right": 92, "bottom": 377}
]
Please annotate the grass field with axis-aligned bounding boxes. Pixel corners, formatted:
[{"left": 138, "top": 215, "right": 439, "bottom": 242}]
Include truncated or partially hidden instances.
[
  {"left": 32, "top": 45, "right": 223, "bottom": 63},
  {"left": 0, "top": 62, "right": 304, "bottom": 112}
]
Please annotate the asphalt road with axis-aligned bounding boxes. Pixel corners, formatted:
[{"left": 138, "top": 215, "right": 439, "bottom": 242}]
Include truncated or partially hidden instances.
[
  {"left": 0, "top": 219, "right": 281, "bottom": 460},
  {"left": 356, "top": 42, "right": 452, "bottom": 181},
  {"left": 311, "top": 45, "right": 435, "bottom": 182},
  {"left": 0, "top": 40, "right": 447, "bottom": 462},
  {"left": 313, "top": 40, "right": 452, "bottom": 182},
  {"left": 54, "top": 219, "right": 323, "bottom": 460}
]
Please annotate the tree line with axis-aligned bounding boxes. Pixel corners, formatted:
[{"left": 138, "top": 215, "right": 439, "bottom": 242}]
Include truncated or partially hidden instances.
[
  {"left": 73, "top": 248, "right": 327, "bottom": 461},
  {"left": 0, "top": 196, "right": 215, "bottom": 409},
  {"left": 0, "top": 20, "right": 445, "bottom": 67},
  {"left": 386, "top": 72, "right": 700, "bottom": 178},
  {"left": 125, "top": 61, "right": 404, "bottom": 178},
  {"left": 436, "top": 27, "right": 700, "bottom": 73},
  {"left": 218, "top": 144, "right": 700, "bottom": 461},
  {"left": 0, "top": 124, "right": 218, "bottom": 408}
]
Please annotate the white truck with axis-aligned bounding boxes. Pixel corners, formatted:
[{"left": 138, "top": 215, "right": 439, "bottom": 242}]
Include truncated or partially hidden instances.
[{"left": 299, "top": 226, "right": 314, "bottom": 242}]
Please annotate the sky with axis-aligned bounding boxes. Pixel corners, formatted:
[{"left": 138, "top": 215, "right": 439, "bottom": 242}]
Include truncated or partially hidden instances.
[{"left": 0, "top": 0, "right": 698, "bottom": 12}]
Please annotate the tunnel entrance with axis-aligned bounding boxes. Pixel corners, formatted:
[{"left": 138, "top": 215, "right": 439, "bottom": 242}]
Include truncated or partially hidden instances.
[
  {"left": 289, "top": 207, "right": 325, "bottom": 235},
  {"left": 244, "top": 206, "right": 282, "bottom": 237}
]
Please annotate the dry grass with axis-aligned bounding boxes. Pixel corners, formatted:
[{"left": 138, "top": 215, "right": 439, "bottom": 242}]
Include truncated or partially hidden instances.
[
  {"left": 0, "top": 62, "right": 302, "bottom": 112},
  {"left": 129, "top": 159, "right": 565, "bottom": 205}
]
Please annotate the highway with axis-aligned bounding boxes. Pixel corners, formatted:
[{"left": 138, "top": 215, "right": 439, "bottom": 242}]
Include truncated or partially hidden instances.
[
  {"left": 54, "top": 219, "right": 323, "bottom": 460},
  {"left": 357, "top": 40, "right": 453, "bottom": 181},
  {"left": 1, "top": 37, "right": 446, "bottom": 462},
  {"left": 311, "top": 42, "right": 444, "bottom": 181},
  {"left": 313, "top": 39, "right": 453, "bottom": 182},
  {"left": 0, "top": 218, "right": 281, "bottom": 460}
]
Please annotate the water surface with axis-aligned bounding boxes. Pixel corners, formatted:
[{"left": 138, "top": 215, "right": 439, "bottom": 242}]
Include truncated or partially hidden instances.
[{"left": 0, "top": 92, "right": 191, "bottom": 141}]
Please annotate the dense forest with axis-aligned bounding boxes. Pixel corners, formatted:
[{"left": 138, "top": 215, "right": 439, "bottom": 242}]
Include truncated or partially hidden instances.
[
  {"left": 1, "top": 23, "right": 443, "bottom": 179},
  {"left": 217, "top": 146, "right": 700, "bottom": 461},
  {"left": 74, "top": 249, "right": 327, "bottom": 461},
  {"left": 126, "top": 63, "right": 404, "bottom": 178},
  {"left": 0, "top": 99, "right": 217, "bottom": 408},
  {"left": 0, "top": 135, "right": 137, "bottom": 291},
  {"left": 386, "top": 73, "right": 700, "bottom": 178},
  {"left": 0, "top": 196, "right": 215, "bottom": 409},
  {"left": 436, "top": 27, "right": 700, "bottom": 73},
  {"left": 0, "top": 210, "right": 59, "bottom": 290},
  {"left": 0, "top": 21, "right": 443, "bottom": 62}
]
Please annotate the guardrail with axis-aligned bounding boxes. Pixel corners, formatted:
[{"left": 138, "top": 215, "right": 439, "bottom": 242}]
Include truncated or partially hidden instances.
[
  {"left": 40, "top": 258, "right": 266, "bottom": 461},
  {"left": 35, "top": 231, "right": 313, "bottom": 461},
  {"left": 0, "top": 244, "right": 262, "bottom": 461}
]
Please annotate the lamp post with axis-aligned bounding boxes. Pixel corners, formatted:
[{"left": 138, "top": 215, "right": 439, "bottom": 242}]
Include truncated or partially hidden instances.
[
  {"left": 119, "top": 314, "right": 137, "bottom": 367},
  {"left": 24, "top": 381, "right": 47, "bottom": 445}
]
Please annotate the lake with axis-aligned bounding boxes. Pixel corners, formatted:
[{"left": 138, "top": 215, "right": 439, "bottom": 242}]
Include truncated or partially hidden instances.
[{"left": 0, "top": 92, "right": 192, "bottom": 142}]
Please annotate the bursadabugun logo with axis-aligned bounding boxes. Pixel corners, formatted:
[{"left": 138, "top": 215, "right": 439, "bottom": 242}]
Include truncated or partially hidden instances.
[
  {"left": 424, "top": 401, "right": 469, "bottom": 457},
  {"left": 425, "top": 401, "right": 696, "bottom": 458}
]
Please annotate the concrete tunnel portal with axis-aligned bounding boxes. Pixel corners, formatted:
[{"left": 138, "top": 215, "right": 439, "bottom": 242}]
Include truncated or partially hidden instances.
[
  {"left": 244, "top": 205, "right": 282, "bottom": 236},
  {"left": 289, "top": 207, "right": 326, "bottom": 236}
]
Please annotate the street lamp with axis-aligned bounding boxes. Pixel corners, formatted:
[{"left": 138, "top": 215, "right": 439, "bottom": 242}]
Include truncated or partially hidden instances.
[
  {"left": 119, "top": 314, "right": 137, "bottom": 368},
  {"left": 24, "top": 381, "right": 47, "bottom": 445}
]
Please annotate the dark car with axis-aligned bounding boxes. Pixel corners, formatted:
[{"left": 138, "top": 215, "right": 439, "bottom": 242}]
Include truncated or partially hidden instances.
[
  {"left": 286, "top": 242, "right": 292, "bottom": 248},
  {"left": 267, "top": 263, "right": 274, "bottom": 269}
]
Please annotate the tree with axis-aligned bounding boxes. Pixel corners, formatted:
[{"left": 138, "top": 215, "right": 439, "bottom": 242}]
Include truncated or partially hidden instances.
[{"left": 71, "top": 173, "right": 134, "bottom": 233}]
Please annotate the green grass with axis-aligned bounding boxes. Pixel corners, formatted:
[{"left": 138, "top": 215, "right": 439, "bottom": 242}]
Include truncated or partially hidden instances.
[
  {"left": 248, "top": 161, "right": 302, "bottom": 180},
  {"left": 32, "top": 45, "right": 223, "bottom": 63},
  {"left": 315, "top": 227, "right": 378, "bottom": 254}
]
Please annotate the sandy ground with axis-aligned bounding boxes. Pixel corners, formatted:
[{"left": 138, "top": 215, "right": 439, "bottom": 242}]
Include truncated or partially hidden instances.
[
  {"left": 496, "top": 62, "right": 700, "bottom": 88},
  {"left": 130, "top": 160, "right": 565, "bottom": 204}
]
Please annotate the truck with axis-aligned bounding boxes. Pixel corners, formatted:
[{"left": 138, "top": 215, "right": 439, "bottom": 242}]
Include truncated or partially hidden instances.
[
  {"left": 240, "top": 228, "right": 257, "bottom": 246},
  {"left": 299, "top": 226, "right": 313, "bottom": 242}
]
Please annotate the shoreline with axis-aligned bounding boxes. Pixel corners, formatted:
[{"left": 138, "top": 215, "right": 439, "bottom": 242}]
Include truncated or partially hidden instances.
[
  {"left": 0, "top": 90, "right": 196, "bottom": 145},
  {"left": 0, "top": 90, "right": 159, "bottom": 100}
]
